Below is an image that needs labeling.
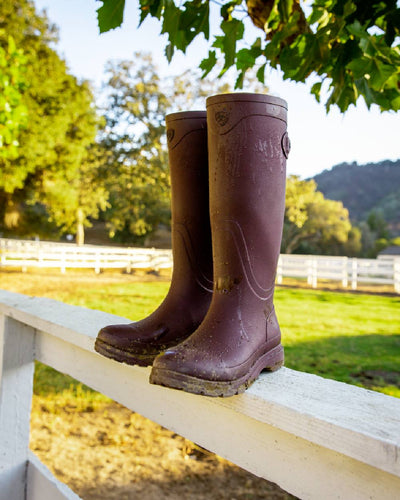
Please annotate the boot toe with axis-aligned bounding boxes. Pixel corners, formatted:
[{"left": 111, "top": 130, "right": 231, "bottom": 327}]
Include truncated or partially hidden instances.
[
  {"left": 96, "top": 323, "right": 135, "bottom": 349},
  {"left": 152, "top": 346, "right": 186, "bottom": 371}
]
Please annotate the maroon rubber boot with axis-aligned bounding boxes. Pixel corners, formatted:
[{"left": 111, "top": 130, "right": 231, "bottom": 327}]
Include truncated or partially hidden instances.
[
  {"left": 150, "top": 93, "right": 290, "bottom": 396},
  {"left": 95, "top": 111, "right": 213, "bottom": 366}
]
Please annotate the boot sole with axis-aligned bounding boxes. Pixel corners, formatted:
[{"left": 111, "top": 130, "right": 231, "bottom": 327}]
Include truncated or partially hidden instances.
[
  {"left": 149, "top": 344, "right": 284, "bottom": 397},
  {"left": 94, "top": 338, "right": 156, "bottom": 367}
]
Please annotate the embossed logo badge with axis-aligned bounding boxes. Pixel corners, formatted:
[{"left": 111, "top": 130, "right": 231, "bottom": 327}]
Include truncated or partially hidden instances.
[
  {"left": 167, "top": 128, "right": 175, "bottom": 142},
  {"left": 281, "top": 132, "right": 291, "bottom": 159},
  {"left": 215, "top": 109, "right": 230, "bottom": 127}
]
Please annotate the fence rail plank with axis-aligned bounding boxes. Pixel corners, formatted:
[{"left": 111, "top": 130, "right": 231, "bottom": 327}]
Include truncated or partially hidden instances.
[
  {"left": 0, "top": 290, "right": 399, "bottom": 499},
  {"left": 27, "top": 452, "right": 81, "bottom": 500}
]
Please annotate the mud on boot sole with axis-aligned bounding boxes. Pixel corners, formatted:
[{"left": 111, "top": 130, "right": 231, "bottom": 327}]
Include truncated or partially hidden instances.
[
  {"left": 149, "top": 345, "right": 284, "bottom": 397},
  {"left": 94, "top": 338, "right": 157, "bottom": 367}
]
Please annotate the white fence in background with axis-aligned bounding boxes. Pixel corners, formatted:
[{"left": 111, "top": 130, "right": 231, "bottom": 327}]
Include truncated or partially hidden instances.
[
  {"left": 276, "top": 253, "right": 400, "bottom": 292},
  {"left": 1, "top": 290, "right": 400, "bottom": 500},
  {"left": 1, "top": 238, "right": 399, "bottom": 293},
  {"left": 0, "top": 238, "right": 172, "bottom": 274}
]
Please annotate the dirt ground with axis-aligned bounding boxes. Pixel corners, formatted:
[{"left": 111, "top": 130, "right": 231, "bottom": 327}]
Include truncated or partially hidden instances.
[{"left": 30, "top": 398, "right": 296, "bottom": 500}]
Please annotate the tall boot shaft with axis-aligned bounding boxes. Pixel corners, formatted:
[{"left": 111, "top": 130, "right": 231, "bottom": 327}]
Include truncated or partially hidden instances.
[
  {"left": 95, "top": 111, "right": 213, "bottom": 366},
  {"left": 167, "top": 111, "right": 213, "bottom": 292},
  {"left": 207, "top": 94, "right": 289, "bottom": 303}
]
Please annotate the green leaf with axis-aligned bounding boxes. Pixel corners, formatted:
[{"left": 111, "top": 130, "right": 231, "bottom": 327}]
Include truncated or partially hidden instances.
[
  {"left": 384, "top": 9, "right": 400, "bottom": 46},
  {"left": 264, "top": 37, "right": 281, "bottom": 61},
  {"left": 138, "top": 0, "right": 163, "bottom": 25},
  {"left": 220, "top": 18, "right": 244, "bottom": 69},
  {"left": 252, "top": 37, "right": 262, "bottom": 50},
  {"left": 279, "top": 36, "right": 311, "bottom": 80},
  {"left": 149, "top": 0, "right": 163, "bottom": 18},
  {"left": 310, "top": 81, "right": 322, "bottom": 102},
  {"left": 326, "top": 76, "right": 358, "bottom": 112},
  {"left": 256, "top": 63, "right": 267, "bottom": 84},
  {"left": 347, "top": 57, "right": 374, "bottom": 79},
  {"left": 390, "top": 94, "right": 400, "bottom": 111},
  {"left": 355, "top": 77, "right": 376, "bottom": 109},
  {"left": 346, "top": 20, "right": 368, "bottom": 40},
  {"left": 165, "top": 43, "right": 174, "bottom": 62},
  {"left": 179, "top": 1, "right": 210, "bottom": 44},
  {"left": 278, "top": 0, "right": 294, "bottom": 24},
  {"left": 308, "top": 6, "right": 327, "bottom": 26},
  {"left": 236, "top": 48, "right": 257, "bottom": 71},
  {"left": 161, "top": 0, "right": 209, "bottom": 55},
  {"left": 369, "top": 60, "right": 397, "bottom": 90},
  {"left": 212, "top": 35, "right": 224, "bottom": 51},
  {"left": 161, "top": 1, "right": 181, "bottom": 43},
  {"left": 342, "top": 0, "right": 357, "bottom": 19},
  {"left": 97, "top": 0, "right": 125, "bottom": 33},
  {"left": 221, "top": 0, "right": 242, "bottom": 22},
  {"left": 235, "top": 71, "right": 245, "bottom": 89},
  {"left": 199, "top": 50, "right": 217, "bottom": 77}
]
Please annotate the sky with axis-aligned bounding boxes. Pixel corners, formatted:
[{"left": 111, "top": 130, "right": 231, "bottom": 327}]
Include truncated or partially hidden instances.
[{"left": 33, "top": 0, "right": 400, "bottom": 179}]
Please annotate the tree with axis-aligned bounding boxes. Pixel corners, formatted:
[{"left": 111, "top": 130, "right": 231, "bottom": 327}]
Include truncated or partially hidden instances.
[
  {"left": 0, "top": 35, "right": 27, "bottom": 160},
  {"left": 357, "top": 209, "right": 392, "bottom": 257},
  {"left": 0, "top": 0, "right": 105, "bottom": 243},
  {"left": 96, "top": 0, "right": 400, "bottom": 112},
  {"left": 282, "top": 176, "right": 352, "bottom": 254},
  {"left": 38, "top": 142, "right": 110, "bottom": 245},
  {"left": 99, "top": 53, "right": 172, "bottom": 244},
  {"left": 99, "top": 52, "right": 235, "bottom": 244}
]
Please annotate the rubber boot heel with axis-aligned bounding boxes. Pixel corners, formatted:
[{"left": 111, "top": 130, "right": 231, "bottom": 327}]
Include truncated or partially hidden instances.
[{"left": 261, "top": 344, "right": 284, "bottom": 373}]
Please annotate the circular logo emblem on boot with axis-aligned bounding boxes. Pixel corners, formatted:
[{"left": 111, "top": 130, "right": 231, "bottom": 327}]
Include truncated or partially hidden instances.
[
  {"left": 167, "top": 128, "right": 175, "bottom": 142},
  {"left": 215, "top": 109, "right": 230, "bottom": 127},
  {"left": 281, "top": 132, "right": 291, "bottom": 158}
]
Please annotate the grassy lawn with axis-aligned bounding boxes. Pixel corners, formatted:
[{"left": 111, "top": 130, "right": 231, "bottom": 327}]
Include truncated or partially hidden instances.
[
  {"left": 1, "top": 271, "right": 399, "bottom": 399},
  {"left": 275, "top": 287, "right": 400, "bottom": 397}
]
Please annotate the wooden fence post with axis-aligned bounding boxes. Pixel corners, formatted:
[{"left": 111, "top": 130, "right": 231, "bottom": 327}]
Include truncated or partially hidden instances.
[
  {"left": 342, "top": 257, "right": 348, "bottom": 288},
  {"left": 394, "top": 259, "right": 400, "bottom": 294},
  {"left": 60, "top": 251, "right": 66, "bottom": 274},
  {"left": 312, "top": 258, "right": 318, "bottom": 288},
  {"left": 0, "top": 316, "right": 35, "bottom": 500},
  {"left": 351, "top": 258, "right": 358, "bottom": 290},
  {"left": 307, "top": 258, "right": 313, "bottom": 286},
  {"left": 94, "top": 250, "right": 101, "bottom": 274}
]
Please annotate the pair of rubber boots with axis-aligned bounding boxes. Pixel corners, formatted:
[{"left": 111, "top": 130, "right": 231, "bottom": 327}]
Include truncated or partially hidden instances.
[{"left": 95, "top": 92, "right": 290, "bottom": 397}]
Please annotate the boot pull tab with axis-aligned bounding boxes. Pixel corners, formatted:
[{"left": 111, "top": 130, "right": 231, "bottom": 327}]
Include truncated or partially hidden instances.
[{"left": 281, "top": 132, "right": 291, "bottom": 159}]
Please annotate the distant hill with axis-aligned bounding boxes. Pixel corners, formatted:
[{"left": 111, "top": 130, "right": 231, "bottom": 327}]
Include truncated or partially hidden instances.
[{"left": 311, "top": 159, "right": 400, "bottom": 235}]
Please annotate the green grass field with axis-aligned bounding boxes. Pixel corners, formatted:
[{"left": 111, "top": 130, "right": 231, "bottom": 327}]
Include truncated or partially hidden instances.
[{"left": 2, "top": 272, "right": 399, "bottom": 399}]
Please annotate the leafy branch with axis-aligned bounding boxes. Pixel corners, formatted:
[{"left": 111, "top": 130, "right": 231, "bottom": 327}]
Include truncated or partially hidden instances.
[{"left": 96, "top": 0, "right": 400, "bottom": 112}]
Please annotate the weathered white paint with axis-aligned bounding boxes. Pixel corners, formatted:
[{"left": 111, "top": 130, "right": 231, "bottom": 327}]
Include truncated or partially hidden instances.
[
  {"left": 0, "top": 289, "right": 399, "bottom": 500},
  {"left": 0, "top": 315, "right": 35, "bottom": 500},
  {"left": 27, "top": 452, "right": 81, "bottom": 500}
]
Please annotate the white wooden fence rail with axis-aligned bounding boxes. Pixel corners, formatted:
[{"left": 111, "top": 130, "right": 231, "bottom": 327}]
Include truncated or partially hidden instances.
[
  {"left": 1, "top": 237, "right": 399, "bottom": 292},
  {"left": 0, "top": 290, "right": 400, "bottom": 499},
  {"left": 0, "top": 238, "right": 172, "bottom": 274}
]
